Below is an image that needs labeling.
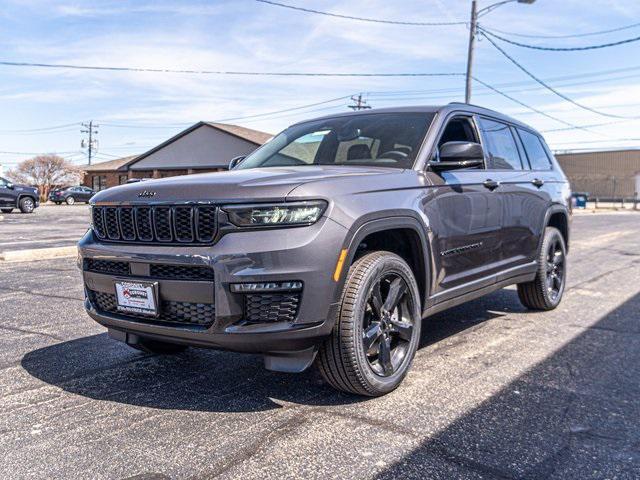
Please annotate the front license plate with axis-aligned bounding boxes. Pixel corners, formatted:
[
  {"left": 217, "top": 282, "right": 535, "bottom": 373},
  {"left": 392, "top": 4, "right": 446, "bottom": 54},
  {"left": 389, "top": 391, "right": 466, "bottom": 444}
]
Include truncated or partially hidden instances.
[{"left": 115, "top": 280, "right": 158, "bottom": 316}]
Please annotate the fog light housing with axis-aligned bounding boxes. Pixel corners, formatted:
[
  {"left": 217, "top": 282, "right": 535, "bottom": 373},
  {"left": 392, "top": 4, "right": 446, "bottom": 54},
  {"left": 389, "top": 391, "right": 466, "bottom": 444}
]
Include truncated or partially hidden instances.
[{"left": 230, "top": 281, "right": 303, "bottom": 293}]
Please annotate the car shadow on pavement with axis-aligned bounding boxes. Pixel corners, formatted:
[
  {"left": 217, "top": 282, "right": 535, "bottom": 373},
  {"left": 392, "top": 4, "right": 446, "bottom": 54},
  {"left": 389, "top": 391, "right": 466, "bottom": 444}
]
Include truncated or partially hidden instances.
[
  {"left": 22, "top": 289, "right": 526, "bottom": 413},
  {"left": 375, "top": 292, "right": 640, "bottom": 479}
]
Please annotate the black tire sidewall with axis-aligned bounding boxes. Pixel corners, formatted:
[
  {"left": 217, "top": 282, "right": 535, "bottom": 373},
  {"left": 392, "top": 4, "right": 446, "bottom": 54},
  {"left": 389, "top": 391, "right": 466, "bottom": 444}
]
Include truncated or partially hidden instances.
[
  {"left": 346, "top": 253, "right": 422, "bottom": 394},
  {"left": 539, "top": 227, "right": 567, "bottom": 309}
]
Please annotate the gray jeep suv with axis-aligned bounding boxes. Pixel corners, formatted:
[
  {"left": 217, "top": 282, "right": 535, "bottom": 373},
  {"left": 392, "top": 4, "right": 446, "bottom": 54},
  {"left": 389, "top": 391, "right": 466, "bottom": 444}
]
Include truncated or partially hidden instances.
[{"left": 79, "top": 103, "right": 571, "bottom": 396}]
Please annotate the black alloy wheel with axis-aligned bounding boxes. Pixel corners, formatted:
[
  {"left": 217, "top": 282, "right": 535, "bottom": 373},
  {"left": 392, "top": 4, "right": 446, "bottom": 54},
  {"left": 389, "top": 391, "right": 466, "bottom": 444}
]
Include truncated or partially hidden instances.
[
  {"left": 316, "top": 251, "right": 422, "bottom": 396},
  {"left": 362, "top": 273, "right": 415, "bottom": 377}
]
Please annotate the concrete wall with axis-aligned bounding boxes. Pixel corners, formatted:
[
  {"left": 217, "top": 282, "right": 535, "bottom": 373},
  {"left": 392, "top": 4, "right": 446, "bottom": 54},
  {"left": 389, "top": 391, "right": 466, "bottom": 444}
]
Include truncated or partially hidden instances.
[{"left": 129, "top": 125, "right": 260, "bottom": 171}]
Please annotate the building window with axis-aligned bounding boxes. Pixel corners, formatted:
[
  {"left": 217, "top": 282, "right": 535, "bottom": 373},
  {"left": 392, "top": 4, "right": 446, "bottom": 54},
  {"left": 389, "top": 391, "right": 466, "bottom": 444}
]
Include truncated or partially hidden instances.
[
  {"left": 119, "top": 175, "right": 128, "bottom": 185},
  {"left": 92, "top": 175, "right": 107, "bottom": 191}
]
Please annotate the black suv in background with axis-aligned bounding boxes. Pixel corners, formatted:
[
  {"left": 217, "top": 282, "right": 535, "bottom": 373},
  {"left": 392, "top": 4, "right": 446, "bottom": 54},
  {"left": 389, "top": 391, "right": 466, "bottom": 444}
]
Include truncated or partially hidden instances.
[
  {"left": 79, "top": 103, "right": 571, "bottom": 396},
  {"left": 49, "top": 186, "right": 95, "bottom": 205},
  {"left": 0, "top": 176, "right": 39, "bottom": 214}
]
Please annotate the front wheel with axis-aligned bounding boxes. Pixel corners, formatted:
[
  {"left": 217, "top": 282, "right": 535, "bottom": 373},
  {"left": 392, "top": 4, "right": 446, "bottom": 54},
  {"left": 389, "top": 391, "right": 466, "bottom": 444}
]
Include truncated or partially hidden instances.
[
  {"left": 316, "top": 251, "right": 422, "bottom": 396},
  {"left": 65, "top": 196, "right": 75, "bottom": 205},
  {"left": 19, "top": 197, "right": 35, "bottom": 213},
  {"left": 517, "top": 226, "right": 567, "bottom": 311}
]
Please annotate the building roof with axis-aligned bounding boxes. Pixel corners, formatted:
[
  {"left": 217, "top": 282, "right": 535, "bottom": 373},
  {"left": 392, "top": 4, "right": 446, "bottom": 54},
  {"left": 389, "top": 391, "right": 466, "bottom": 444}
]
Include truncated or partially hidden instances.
[
  {"left": 83, "top": 155, "right": 138, "bottom": 172},
  {"left": 203, "top": 122, "right": 273, "bottom": 145},
  {"left": 128, "top": 122, "right": 272, "bottom": 169}
]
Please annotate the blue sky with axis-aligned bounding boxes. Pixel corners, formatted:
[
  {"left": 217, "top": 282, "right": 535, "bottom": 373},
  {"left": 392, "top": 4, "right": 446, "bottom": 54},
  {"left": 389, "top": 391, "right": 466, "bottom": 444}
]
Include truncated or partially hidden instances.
[{"left": 1, "top": 0, "right": 639, "bottom": 169}]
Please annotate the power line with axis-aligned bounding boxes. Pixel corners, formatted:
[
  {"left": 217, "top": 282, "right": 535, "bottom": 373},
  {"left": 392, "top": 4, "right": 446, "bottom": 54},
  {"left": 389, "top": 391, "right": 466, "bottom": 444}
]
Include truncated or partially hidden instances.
[
  {"left": 0, "top": 60, "right": 465, "bottom": 78},
  {"left": 254, "top": 0, "right": 466, "bottom": 26},
  {"left": 480, "top": 26, "right": 640, "bottom": 51},
  {"left": 483, "top": 21, "right": 640, "bottom": 40},
  {"left": 0, "top": 122, "right": 81, "bottom": 133},
  {"left": 479, "top": 31, "right": 637, "bottom": 120},
  {"left": 471, "top": 76, "right": 605, "bottom": 135}
]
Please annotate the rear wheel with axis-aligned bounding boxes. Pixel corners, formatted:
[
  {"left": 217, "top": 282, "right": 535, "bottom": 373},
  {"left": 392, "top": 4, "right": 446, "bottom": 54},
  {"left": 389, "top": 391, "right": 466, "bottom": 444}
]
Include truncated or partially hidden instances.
[
  {"left": 65, "top": 196, "right": 75, "bottom": 205},
  {"left": 518, "top": 227, "right": 567, "bottom": 311},
  {"left": 316, "top": 251, "right": 422, "bottom": 396},
  {"left": 19, "top": 197, "right": 35, "bottom": 213},
  {"left": 1, "top": 208, "right": 12, "bottom": 214},
  {"left": 128, "top": 338, "right": 188, "bottom": 354}
]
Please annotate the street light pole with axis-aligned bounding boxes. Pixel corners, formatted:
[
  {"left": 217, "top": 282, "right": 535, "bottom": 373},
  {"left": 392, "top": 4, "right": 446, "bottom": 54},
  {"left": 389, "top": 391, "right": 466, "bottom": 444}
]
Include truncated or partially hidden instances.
[
  {"left": 464, "top": 0, "right": 478, "bottom": 104},
  {"left": 464, "top": 0, "right": 536, "bottom": 104}
]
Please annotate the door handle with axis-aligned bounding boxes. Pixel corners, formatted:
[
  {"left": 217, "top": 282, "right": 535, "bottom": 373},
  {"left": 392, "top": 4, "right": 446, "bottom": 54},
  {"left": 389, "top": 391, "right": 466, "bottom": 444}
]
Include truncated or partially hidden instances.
[
  {"left": 483, "top": 179, "right": 500, "bottom": 191},
  {"left": 531, "top": 178, "right": 544, "bottom": 188}
]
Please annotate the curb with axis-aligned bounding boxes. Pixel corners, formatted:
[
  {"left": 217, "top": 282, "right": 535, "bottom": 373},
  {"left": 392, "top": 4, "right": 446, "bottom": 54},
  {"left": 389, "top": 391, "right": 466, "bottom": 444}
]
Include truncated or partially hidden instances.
[{"left": 0, "top": 246, "right": 77, "bottom": 262}]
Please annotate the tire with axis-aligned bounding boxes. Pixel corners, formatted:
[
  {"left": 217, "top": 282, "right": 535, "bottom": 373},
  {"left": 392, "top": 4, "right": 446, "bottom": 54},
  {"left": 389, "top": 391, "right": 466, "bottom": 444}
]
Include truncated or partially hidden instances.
[
  {"left": 65, "top": 196, "right": 75, "bottom": 205},
  {"left": 19, "top": 197, "right": 35, "bottom": 213},
  {"left": 517, "top": 226, "right": 567, "bottom": 311},
  {"left": 316, "top": 251, "right": 422, "bottom": 396},
  {"left": 128, "top": 338, "right": 188, "bottom": 354},
  {"left": 1, "top": 208, "right": 12, "bottom": 214}
]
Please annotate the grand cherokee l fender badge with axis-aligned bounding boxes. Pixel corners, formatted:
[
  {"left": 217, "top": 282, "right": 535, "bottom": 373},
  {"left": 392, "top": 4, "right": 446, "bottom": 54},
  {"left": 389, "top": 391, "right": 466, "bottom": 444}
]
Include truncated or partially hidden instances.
[{"left": 441, "top": 242, "right": 483, "bottom": 257}]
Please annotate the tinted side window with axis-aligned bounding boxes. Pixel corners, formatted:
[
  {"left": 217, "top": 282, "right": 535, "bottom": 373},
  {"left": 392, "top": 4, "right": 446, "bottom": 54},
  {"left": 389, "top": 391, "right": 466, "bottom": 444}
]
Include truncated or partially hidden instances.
[
  {"left": 518, "top": 129, "right": 552, "bottom": 170},
  {"left": 478, "top": 118, "right": 523, "bottom": 170},
  {"left": 0, "top": 177, "right": 7, "bottom": 187}
]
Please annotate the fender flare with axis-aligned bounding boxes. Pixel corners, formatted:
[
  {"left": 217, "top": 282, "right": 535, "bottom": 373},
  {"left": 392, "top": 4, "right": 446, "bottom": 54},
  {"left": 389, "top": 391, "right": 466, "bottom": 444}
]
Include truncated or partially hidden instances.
[
  {"left": 332, "top": 212, "right": 433, "bottom": 308},
  {"left": 16, "top": 193, "right": 38, "bottom": 208},
  {"left": 539, "top": 204, "right": 571, "bottom": 253}
]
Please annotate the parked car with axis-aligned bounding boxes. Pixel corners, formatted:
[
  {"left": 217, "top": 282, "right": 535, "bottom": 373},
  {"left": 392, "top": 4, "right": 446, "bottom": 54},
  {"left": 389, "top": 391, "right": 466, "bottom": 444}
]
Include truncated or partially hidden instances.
[
  {"left": 0, "top": 176, "right": 39, "bottom": 213},
  {"left": 79, "top": 103, "right": 571, "bottom": 396},
  {"left": 49, "top": 186, "right": 95, "bottom": 205}
]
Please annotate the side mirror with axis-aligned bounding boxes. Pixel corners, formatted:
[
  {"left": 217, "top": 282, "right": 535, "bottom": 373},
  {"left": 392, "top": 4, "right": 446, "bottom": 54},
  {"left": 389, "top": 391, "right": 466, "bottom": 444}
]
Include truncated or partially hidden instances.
[
  {"left": 6, "top": 182, "right": 14, "bottom": 189},
  {"left": 229, "top": 155, "right": 245, "bottom": 170},
  {"left": 429, "top": 141, "right": 484, "bottom": 172}
]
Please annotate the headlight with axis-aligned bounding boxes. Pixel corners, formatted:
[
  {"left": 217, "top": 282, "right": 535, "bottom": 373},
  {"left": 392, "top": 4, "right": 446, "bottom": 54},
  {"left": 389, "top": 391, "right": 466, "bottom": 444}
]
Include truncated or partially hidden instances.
[{"left": 223, "top": 201, "right": 327, "bottom": 227}]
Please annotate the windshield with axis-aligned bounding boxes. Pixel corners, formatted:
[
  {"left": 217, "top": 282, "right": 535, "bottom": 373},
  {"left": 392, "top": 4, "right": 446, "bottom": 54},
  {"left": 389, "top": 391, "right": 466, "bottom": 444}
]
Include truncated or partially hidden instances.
[{"left": 238, "top": 112, "right": 435, "bottom": 170}]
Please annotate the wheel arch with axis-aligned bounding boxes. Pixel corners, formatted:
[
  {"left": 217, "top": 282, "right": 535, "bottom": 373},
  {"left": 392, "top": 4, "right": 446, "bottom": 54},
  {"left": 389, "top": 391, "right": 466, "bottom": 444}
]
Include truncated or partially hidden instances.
[
  {"left": 338, "top": 214, "right": 432, "bottom": 308},
  {"left": 17, "top": 193, "right": 38, "bottom": 208},
  {"left": 542, "top": 204, "right": 570, "bottom": 252}
]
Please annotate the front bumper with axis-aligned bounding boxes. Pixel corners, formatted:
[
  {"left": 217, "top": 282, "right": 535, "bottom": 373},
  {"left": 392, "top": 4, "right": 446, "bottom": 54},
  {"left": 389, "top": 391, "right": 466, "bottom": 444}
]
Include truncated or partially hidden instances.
[{"left": 78, "top": 216, "right": 347, "bottom": 354}]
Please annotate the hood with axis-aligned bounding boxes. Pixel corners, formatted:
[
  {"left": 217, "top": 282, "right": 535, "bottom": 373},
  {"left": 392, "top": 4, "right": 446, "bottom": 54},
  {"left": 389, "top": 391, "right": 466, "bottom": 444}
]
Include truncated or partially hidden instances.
[
  {"left": 91, "top": 166, "right": 403, "bottom": 204},
  {"left": 12, "top": 183, "right": 38, "bottom": 193}
]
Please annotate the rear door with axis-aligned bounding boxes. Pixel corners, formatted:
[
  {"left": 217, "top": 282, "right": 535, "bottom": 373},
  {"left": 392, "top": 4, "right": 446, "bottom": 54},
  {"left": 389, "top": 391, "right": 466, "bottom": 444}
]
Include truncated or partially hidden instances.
[{"left": 477, "top": 117, "right": 547, "bottom": 270}]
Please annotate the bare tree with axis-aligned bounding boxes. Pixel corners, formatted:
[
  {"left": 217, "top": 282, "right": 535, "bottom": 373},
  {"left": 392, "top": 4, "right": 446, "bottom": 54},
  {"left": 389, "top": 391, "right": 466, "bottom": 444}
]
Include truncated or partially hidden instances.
[{"left": 7, "top": 155, "right": 83, "bottom": 201}]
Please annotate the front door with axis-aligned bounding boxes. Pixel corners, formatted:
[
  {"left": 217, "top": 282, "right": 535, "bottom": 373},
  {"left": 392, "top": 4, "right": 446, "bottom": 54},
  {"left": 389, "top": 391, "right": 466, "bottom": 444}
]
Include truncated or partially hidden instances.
[
  {"left": 424, "top": 116, "right": 504, "bottom": 295},
  {"left": 0, "top": 177, "right": 15, "bottom": 206}
]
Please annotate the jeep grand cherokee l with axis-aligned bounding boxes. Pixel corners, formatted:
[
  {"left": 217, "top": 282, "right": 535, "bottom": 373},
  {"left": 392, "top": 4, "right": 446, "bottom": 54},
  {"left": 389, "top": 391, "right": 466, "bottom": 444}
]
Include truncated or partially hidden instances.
[{"left": 79, "top": 103, "right": 571, "bottom": 396}]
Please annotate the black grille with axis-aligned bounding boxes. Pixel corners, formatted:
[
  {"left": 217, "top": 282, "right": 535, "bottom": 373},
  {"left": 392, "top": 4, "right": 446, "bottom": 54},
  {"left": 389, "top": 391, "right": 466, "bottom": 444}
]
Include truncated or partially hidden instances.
[
  {"left": 245, "top": 293, "right": 300, "bottom": 324},
  {"left": 84, "top": 259, "right": 214, "bottom": 281},
  {"left": 92, "top": 205, "right": 217, "bottom": 244},
  {"left": 149, "top": 264, "right": 215, "bottom": 281},
  {"left": 84, "top": 259, "right": 130, "bottom": 276},
  {"left": 89, "top": 290, "right": 215, "bottom": 327}
]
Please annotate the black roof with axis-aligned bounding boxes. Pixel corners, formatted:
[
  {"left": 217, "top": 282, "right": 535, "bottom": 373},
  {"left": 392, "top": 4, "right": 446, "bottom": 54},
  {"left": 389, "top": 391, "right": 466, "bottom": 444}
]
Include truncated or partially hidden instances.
[{"left": 291, "top": 102, "right": 533, "bottom": 132}]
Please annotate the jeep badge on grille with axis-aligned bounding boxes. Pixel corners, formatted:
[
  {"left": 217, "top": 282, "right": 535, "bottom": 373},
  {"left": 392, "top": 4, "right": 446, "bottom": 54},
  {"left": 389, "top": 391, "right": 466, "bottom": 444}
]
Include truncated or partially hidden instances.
[{"left": 138, "top": 190, "right": 156, "bottom": 198}]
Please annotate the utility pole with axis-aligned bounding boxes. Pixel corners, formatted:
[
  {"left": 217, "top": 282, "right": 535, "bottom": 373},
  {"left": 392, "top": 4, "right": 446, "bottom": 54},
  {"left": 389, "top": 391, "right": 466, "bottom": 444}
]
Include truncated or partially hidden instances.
[
  {"left": 81, "top": 121, "right": 98, "bottom": 165},
  {"left": 465, "top": 0, "right": 535, "bottom": 103},
  {"left": 465, "top": 0, "right": 478, "bottom": 104},
  {"left": 348, "top": 93, "right": 372, "bottom": 111}
]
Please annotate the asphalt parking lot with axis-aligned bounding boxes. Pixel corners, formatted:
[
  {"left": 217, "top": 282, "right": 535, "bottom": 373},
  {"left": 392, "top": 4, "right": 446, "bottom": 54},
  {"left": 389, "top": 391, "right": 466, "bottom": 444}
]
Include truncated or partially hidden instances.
[
  {"left": 1, "top": 211, "right": 639, "bottom": 479},
  {"left": 0, "top": 204, "right": 90, "bottom": 251}
]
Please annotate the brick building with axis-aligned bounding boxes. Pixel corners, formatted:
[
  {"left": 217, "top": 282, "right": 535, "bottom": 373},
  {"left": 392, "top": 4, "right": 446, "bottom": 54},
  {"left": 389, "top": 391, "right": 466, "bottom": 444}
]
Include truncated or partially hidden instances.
[{"left": 83, "top": 122, "right": 271, "bottom": 191}]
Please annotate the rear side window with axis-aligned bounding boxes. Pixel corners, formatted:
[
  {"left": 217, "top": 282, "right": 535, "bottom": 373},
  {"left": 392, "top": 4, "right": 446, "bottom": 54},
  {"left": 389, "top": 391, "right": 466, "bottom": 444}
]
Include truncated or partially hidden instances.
[
  {"left": 478, "top": 118, "right": 523, "bottom": 170},
  {"left": 518, "top": 129, "right": 552, "bottom": 170}
]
